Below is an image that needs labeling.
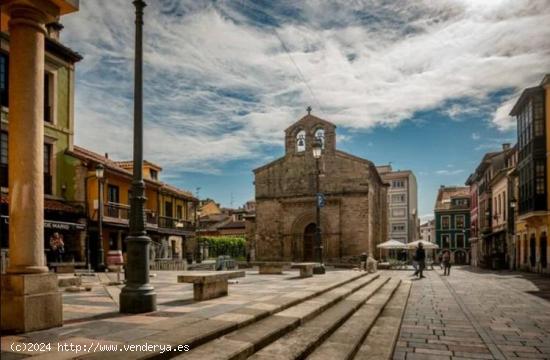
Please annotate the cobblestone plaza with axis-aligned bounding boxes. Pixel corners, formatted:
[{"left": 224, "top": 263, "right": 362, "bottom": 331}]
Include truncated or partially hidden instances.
[{"left": 1, "top": 266, "right": 549, "bottom": 359}]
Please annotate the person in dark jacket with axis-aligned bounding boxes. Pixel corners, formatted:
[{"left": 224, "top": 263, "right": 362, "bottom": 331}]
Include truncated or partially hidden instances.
[
  {"left": 442, "top": 250, "right": 451, "bottom": 276},
  {"left": 359, "top": 252, "right": 368, "bottom": 271},
  {"left": 412, "top": 243, "right": 426, "bottom": 278}
]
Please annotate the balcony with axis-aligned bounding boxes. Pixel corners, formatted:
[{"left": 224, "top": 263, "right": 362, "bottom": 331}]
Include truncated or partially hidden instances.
[
  {"left": 102, "top": 202, "right": 157, "bottom": 229},
  {"left": 158, "top": 215, "right": 195, "bottom": 234},
  {"left": 103, "top": 202, "right": 129, "bottom": 225}
]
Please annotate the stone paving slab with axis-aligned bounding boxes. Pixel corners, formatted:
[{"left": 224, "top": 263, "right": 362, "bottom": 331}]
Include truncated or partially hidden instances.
[
  {"left": 393, "top": 267, "right": 550, "bottom": 360},
  {"left": 0, "top": 269, "right": 368, "bottom": 359}
]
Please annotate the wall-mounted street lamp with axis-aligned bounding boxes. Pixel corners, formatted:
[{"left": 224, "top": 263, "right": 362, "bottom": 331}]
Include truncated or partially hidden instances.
[{"left": 312, "top": 138, "right": 325, "bottom": 274}]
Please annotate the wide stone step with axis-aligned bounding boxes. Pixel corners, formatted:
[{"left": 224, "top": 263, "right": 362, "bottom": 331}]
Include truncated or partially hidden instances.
[
  {"left": 247, "top": 277, "right": 398, "bottom": 360},
  {"left": 174, "top": 274, "right": 385, "bottom": 360},
  {"left": 77, "top": 271, "right": 373, "bottom": 360},
  {"left": 307, "top": 278, "right": 402, "bottom": 360},
  {"left": 354, "top": 281, "right": 412, "bottom": 360}
]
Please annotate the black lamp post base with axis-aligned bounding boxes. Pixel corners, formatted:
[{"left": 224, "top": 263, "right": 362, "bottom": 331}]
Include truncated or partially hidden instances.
[
  {"left": 120, "top": 286, "right": 156, "bottom": 313},
  {"left": 313, "top": 264, "right": 326, "bottom": 274}
]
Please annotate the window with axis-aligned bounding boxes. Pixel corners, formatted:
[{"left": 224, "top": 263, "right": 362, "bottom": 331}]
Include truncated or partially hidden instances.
[
  {"left": 441, "top": 234, "right": 450, "bottom": 249},
  {"left": 165, "top": 201, "right": 173, "bottom": 218},
  {"left": 150, "top": 169, "right": 158, "bottom": 180},
  {"left": 536, "top": 159, "right": 545, "bottom": 195},
  {"left": 176, "top": 205, "right": 183, "bottom": 219},
  {"left": 392, "top": 180, "right": 404, "bottom": 188},
  {"left": 391, "top": 194, "right": 405, "bottom": 203},
  {"left": 0, "top": 52, "right": 8, "bottom": 108},
  {"left": 44, "top": 144, "right": 52, "bottom": 195},
  {"left": 454, "top": 198, "right": 468, "bottom": 206},
  {"left": 455, "top": 215, "right": 465, "bottom": 229},
  {"left": 314, "top": 128, "right": 325, "bottom": 149},
  {"left": 441, "top": 216, "right": 450, "bottom": 230},
  {"left": 108, "top": 185, "right": 120, "bottom": 203},
  {"left": 392, "top": 223, "right": 406, "bottom": 232},
  {"left": 0, "top": 132, "right": 7, "bottom": 187},
  {"left": 391, "top": 208, "right": 406, "bottom": 217},
  {"left": 456, "top": 234, "right": 465, "bottom": 248},
  {"left": 296, "top": 130, "right": 306, "bottom": 152},
  {"left": 534, "top": 95, "right": 544, "bottom": 140},
  {"left": 44, "top": 72, "right": 53, "bottom": 123}
]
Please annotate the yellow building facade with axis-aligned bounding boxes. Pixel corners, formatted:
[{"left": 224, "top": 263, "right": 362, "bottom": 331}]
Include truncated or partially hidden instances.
[{"left": 68, "top": 146, "right": 198, "bottom": 269}]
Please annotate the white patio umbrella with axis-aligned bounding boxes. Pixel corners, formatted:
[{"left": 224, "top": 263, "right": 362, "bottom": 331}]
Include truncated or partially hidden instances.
[
  {"left": 376, "top": 239, "right": 407, "bottom": 260},
  {"left": 377, "top": 239, "right": 408, "bottom": 249},
  {"left": 406, "top": 240, "right": 439, "bottom": 250}
]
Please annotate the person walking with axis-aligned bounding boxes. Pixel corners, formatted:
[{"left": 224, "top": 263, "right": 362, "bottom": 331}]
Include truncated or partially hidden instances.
[
  {"left": 442, "top": 250, "right": 451, "bottom": 276},
  {"left": 412, "top": 243, "right": 426, "bottom": 278},
  {"left": 360, "top": 252, "right": 368, "bottom": 271}
]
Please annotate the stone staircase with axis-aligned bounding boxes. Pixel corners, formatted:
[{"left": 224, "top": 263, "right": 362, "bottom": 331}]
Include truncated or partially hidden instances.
[
  {"left": 76, "top": 272, "right": 409, "bottom": 360},
  {"left": 161, "top": 274, "right": 411, "bottom": 360}
]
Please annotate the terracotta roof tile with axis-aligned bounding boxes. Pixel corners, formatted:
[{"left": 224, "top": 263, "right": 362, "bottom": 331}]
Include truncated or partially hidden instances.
[
  {"left": 435, "top": 186, "right": 470, "bottom": 211},
  {"left": 0, "top": 195, "right": 82, "bottom": 214}
]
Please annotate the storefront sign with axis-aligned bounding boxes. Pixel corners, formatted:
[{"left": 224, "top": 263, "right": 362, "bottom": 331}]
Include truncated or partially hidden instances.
[{"left": 1, "top": 215, "right": 86, "bottom": 230}]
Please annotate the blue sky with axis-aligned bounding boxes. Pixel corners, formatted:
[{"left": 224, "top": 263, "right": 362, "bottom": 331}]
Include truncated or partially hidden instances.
[{"left": 61, "top": 0, "right": 550, "bottom": 221}]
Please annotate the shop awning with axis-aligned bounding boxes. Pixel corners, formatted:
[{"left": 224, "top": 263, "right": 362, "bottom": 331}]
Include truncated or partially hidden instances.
[{"left": 1, "top": 215, "right": 86, "bottom": 230}]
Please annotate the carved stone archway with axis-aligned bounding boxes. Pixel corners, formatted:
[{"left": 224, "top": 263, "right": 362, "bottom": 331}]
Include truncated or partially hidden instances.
[{"left": 289, "top": 211, "right": 333, "bottom": 261}]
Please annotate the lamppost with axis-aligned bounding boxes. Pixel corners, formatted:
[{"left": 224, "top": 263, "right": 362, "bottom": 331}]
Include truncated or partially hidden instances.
[
  {"left": 312, "top": 138, "right": 325, "bottom": 274},
  {"left": 96, "top": 163, "right": 105, "bottom": 272},
  {"left": 509, "top": 198, "right": 517, "bottom": 270},
  {"left": 120, "top": 0, "right": 157, "bottom": 313}
]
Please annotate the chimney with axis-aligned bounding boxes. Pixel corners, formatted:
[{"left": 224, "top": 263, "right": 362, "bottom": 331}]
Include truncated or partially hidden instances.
[
  {"left": 46, "top": 21, "right": 64, "bottom": 41},
  {"left": 105, "top": 153, "right": 109, "bottom": 159},
  {"left": 502, "top": 143, "right": 511, "bottom": 150}
]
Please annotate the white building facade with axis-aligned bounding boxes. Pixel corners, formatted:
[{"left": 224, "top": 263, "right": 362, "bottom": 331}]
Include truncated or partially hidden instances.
[
  {"left": 420, "top": 219, "right": 436, "bottom": 243},
  {"left": 377, "top": 165, "right": 419, "bottom": 243}
]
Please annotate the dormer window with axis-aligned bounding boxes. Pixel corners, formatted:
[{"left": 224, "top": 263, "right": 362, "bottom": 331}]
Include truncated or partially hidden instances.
[
  {"left": 150, "top": 169, "right": 158, "bottom": 180},
  {"left": 314, "top": 128, "right": 325, "bottom": 149},
  {"left": 296, "top": 130, "right": 306, "bottom": 152}
]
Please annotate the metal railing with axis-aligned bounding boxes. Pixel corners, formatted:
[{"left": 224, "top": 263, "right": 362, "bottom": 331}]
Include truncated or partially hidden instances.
[
  {"left": 150, "top": 258, "right": 187, "bottom": 271},
  {"left": 158, "top": 216, "right": 194, "bottom": 230},
  {"left": 104, "top": 202, "right": 130, "bottom": 220}
]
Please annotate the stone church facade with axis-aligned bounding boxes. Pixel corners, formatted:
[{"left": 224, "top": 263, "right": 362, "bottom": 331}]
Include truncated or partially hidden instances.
[{"left": 252, "top": 112, "right": 389, "bottom": 264}]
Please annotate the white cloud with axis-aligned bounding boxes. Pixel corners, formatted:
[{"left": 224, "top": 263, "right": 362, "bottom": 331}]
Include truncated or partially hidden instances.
[
  {"left": 472, "top": 132, "right": 481, "bottom": 140},
  {"left": 61, "top": 0, "right": 550, "bottom": 174},
  {"left": 491, "top": 96, "right": 518, "bottom": 131},
  {"left": 436, "top": 169, "right": 465, "bottom": 175},
  {"left": 419, "top": 213, "right": 434, "bottom": 224}
]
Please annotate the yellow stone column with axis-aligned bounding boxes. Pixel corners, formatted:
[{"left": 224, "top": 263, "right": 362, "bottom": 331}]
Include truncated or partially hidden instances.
[
  {"left": 6, "top": 3, "right": 48, "bottom": 275},
  {"left": 0, "top": 0, "right": 78, "bottom": 333}
]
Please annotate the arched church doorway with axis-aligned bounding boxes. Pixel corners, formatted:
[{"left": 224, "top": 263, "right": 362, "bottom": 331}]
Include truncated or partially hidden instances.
[{"left": 303, "top": 223, "right": 316, "bottom": 261}]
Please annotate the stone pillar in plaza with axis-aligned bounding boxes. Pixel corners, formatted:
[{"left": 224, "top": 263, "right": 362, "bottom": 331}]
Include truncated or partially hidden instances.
[{"left": 0, "top": 0, "right": 79, "bottom": 333}]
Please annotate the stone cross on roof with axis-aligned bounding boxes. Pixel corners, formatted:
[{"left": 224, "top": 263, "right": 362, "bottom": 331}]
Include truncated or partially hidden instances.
[{"left": 307, "top": 106, "right": 312, "bottom": 115}]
